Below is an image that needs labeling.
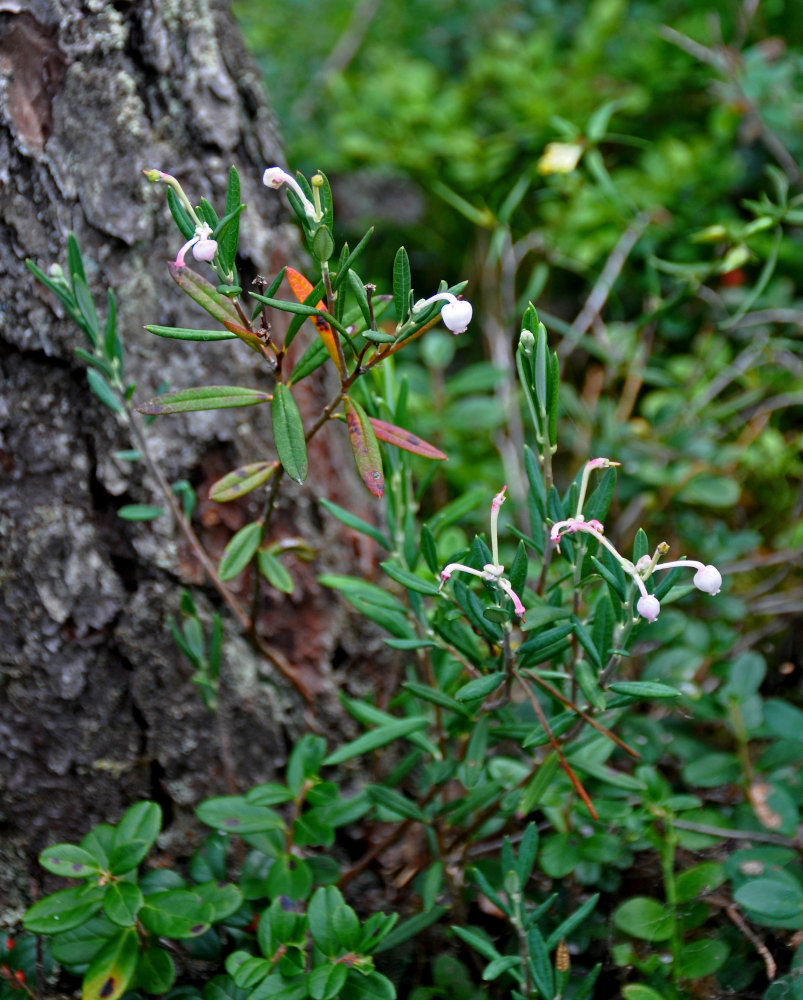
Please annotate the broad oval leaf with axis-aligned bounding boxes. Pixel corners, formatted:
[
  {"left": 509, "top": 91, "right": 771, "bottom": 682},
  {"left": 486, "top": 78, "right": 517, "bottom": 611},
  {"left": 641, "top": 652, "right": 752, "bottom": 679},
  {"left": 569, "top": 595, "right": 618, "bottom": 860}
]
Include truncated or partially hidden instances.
[
  {"left": 196, "top": 795, "right": 284, "bottom": 835},
  {"left": 81, "top": 928, "right": 139, "bottom": 1000},
  {"left": 344, "top": 397, "right": 384, "bottom": 498},
  {"left": 136, "top": 946, "right": 176, "bottom": 995},
  {"left": 40, "top": 844, "right": 101, "bottom": 878},
  {"left": 272, "top": 383, "right": 308, "bottom": 484},
  {"left": 136, "top": 386, "right": 272, "bottom": 415},
  {"left": 139, "top": 890, "right": 215, "bottom": 939},
  {"left": 23, "top": 886, "right": 105, "bottom": 934},
  {"left": 103, "top": 882, "right": 143, "bottom": 927},
  {"left": 219, "top": 522, "right": 263, "bottom": 581},
  {"left": 209, "top": 461, "right": 279, "bottom": 503}
]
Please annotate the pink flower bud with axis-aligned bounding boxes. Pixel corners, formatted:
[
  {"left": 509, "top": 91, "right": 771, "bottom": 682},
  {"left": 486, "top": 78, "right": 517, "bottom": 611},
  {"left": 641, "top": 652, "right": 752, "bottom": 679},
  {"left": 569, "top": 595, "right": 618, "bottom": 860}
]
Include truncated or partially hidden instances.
[
  {"left": 637, "top": 594, "right": 660, "bottom": 622},
  {"left": 693, "top": 564, "right": 722, "bottom": 595},
  {"left": 192, "top": 238, "right": 218, "bottom": 262}
]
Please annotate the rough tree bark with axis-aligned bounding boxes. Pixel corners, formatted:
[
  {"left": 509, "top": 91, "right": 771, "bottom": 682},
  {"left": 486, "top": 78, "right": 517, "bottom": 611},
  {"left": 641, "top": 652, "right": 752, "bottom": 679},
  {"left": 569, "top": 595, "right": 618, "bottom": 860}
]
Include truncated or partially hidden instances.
[{"left": 0, "top": 0, "right": 383, "bottom": 918}]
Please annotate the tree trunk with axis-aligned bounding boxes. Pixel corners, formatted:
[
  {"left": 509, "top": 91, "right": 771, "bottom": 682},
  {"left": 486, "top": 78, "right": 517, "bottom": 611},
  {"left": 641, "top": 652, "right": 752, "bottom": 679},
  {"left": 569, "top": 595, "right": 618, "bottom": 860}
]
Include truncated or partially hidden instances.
[{"left": 0, "top": 0, "right": 380, "bottom": 917}]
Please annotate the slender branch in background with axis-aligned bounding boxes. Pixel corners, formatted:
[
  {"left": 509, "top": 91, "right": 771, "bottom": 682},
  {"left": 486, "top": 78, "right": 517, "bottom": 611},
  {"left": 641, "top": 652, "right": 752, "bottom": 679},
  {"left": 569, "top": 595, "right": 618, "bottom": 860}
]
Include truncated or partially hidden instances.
[
  {"left": 559, "top": 211, "right": 651, "bottom": 365},
  {"left": 292, "top": 0, "right": 382, "bottom": 120},
  {"left": 659, "top": 24, "right": 802, "bottom": 183}
]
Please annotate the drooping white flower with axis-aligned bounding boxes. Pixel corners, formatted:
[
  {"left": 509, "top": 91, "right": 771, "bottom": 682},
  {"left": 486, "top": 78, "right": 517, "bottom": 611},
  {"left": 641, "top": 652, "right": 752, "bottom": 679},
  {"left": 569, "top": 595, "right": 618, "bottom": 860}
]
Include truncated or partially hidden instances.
[
  {"left": 636, "top": 593, "right": 661, "bottom": 623},
  {"left": 413, "top": 292, "right": 473, "bottom": 334}
]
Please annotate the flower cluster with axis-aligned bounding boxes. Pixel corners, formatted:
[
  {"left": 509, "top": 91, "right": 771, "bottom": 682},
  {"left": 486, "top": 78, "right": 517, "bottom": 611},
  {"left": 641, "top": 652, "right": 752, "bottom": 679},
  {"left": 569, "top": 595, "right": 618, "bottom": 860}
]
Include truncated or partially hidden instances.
[
  {"left": 551, "top": 457, "right": 722, "bottom": 623},
  {"left": 439, "top": 486, "right": 525, "bottom": 619}
]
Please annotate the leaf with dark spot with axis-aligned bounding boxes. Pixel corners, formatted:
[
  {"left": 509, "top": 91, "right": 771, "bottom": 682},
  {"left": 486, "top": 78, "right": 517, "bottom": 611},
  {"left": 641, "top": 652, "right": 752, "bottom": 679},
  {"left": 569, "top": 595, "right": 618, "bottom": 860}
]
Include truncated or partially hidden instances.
[
  {"left": 344, "top": 397, "right": 384, "bottom": 498},
  {"left": 368, "top": 418, "right": 447, "bottom": 461}
]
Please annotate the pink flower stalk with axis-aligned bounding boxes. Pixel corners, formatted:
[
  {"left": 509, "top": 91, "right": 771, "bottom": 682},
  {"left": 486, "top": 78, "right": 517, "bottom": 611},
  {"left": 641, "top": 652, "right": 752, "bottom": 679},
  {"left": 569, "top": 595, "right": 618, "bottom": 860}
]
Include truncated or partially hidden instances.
[
  {"left": 439, "top": 487, "right": 525, "bottom": 620},
  {"left": 413, "top": 292, "right": 473, "bottom": 334},
  {"left": 174, "top": 223, "right": 217, "bottom": 267},
  {"left": 263, "top": 166, "right": 318, "bottom": 221},
  {"left": 550, "top": 516, "right": 606, "bottom": 551}
]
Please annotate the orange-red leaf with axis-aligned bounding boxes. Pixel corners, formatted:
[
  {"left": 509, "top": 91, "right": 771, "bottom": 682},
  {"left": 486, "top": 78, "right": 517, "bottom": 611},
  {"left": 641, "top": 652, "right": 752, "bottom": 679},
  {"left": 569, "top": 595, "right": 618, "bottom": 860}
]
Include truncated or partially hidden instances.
[
  {"left": 369, "top": 418, "right": 447, "bottom": 461},
  {"left": 285, "top": 267, "right": 342, "bottom": 374},
  {"left": 344, "top": 397, "right": 384, "bottom": 498}
]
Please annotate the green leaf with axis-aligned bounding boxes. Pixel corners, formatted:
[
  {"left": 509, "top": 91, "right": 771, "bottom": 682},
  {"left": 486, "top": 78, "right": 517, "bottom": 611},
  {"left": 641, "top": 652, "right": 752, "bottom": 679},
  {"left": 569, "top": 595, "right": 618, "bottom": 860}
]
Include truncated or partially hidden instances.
[
  {"left": 209, "top": 461, "right": 279, "bottom": 503},
  {"left": 344, "top": 396, "right": 384, "bottom": 498},
  {"left": 380, "top": 560, "right": 439, "bottom": 596},
  {"left": 145, "top": 325, "right": 237, "bottom": 342},
  {"left": 103, "top": 883, "right": 143, "bottom": 927},
  {"left": 81, "top": 928, "right": 138, "bottom": 1000},
  {"left": 341, "top": 970, "right": 396, "bottom": 1000},
  {"left": 23, "top": 886, "right": 105, "bottom": 933},
  {"left": 309, "top": 964, "right": 347, "bottom": 1000},
  {"left": 117, "top": 504, "right": 164, "bottom": 522},
  {"left": 167, "top": 262, "right": 262, "bottom": 352},
  {"left": 540, "top": 832, "right": 581, "bottom": 879},
  {"left": 258, "top": 551, "right": 294, "bottom": 593},
  {"left": 613, "top": 897, "right": 675, "bottom": 941},
  {"left": 608, "top": 681, "right": 681, "bottom": 700},
  {"left": 167, "top": 187, "right": 195, "bottom": 238},
  {"left": 677, "top": 938, "right": 729, "bottom": 979},
  {"left": 219, "top": 166, "right": 242, "bottom": 273},
  {"left": 272, "top": 383, "right": 308, "bottom": 483},
  {"left": 139, "top": 890, "right": 215, "bottom": 939},
  {"left": 622, "top": 986, "right": 666, "bottom": 1000},
  {"left": 137, "top": 946, "right": 176, "bottom": 994},
  {"left": 265, "top": 854, "right": 313, "bottom": 901},
  {"left": 455, "top": 673, "right": 505, "bottom": 702},
  {"left": 323, "top": 717, "right": 430, "bottom": 766},
  {"left": 374, "top": 907, "right": 447, "bottom": 954},
  {"left": 39, "top": 844, "right": 101, "bottom": 878},
  {"left": 288, "top": 338, "right": 329, "bottom": 384},
  {"left": 675, "top": 862, "right": 725, "bottom": 904},
  {"left": 49, "top": 914, "right": 118, "bottom": 965},
  {"left": 196, "top": 796, "right": 284, "bottom": 835},
  {"left": 136, "top": 385, "right": 272, "bottom": 415},
  {"left": 193, "top": 881, "right": 243, "bottom": 921},
  {"left": 367, "top": 785, "right": 428, "bottom": 823},
  {"left": 735, "top": 878, "right": 803, "bottom": 922},
  {"left": 86, "top": 368, "right": 123, "bottom": 413},
  {"left": 219, "top": 522, "right": 263, "bottom": 581},
  {"left": 393, "top": 247, "right": 411, "bottom": 324},
  {"left": 319, "top": 498, "right": 391, "bottom": 549}
]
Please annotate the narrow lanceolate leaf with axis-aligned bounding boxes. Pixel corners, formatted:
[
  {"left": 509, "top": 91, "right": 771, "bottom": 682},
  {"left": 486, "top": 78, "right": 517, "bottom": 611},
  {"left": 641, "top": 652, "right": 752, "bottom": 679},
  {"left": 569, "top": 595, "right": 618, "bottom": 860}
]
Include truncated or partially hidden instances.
[
  {"left": 145, "top": 325, "right": 237, "bottom": 342},
  {"left": 81, "top": 928, "right": 139, "bottom": 1000},
  {"left": 344, "top": 397, "right": 384, "bottom": 498},
  {"left": 393, "top": 246, "right": 411, "bottom": 325},
  {"left": 369, "top": 418, "right": 447, "bottom": 461},
  {"left": 285, "top": 267, "right": 342, "bottom": 372},
  {"left": 272, "top": 383, "right": 308, "bottom": 483},
  {"left": 219, "top": 521, "right": 263, "bottom": 581},
  {"left": 136, "top": 386, "right": 272, "bottom": 415},
  {"left": 209, "top": 461, "right": 280, "bottom": 502},
  {"left": 323, "top": 717, "right": 429, "bottom": 766},
  {"left": 167, "top": 262, "right": 262, "bottom": 352}
]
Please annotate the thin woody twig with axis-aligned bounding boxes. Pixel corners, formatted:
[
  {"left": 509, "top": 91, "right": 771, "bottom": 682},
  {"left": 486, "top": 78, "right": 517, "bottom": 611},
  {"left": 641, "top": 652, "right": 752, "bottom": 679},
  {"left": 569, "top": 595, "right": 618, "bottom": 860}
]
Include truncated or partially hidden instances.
[{"left": 558, "top": 211, "right": 651, "bottom": 364}]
